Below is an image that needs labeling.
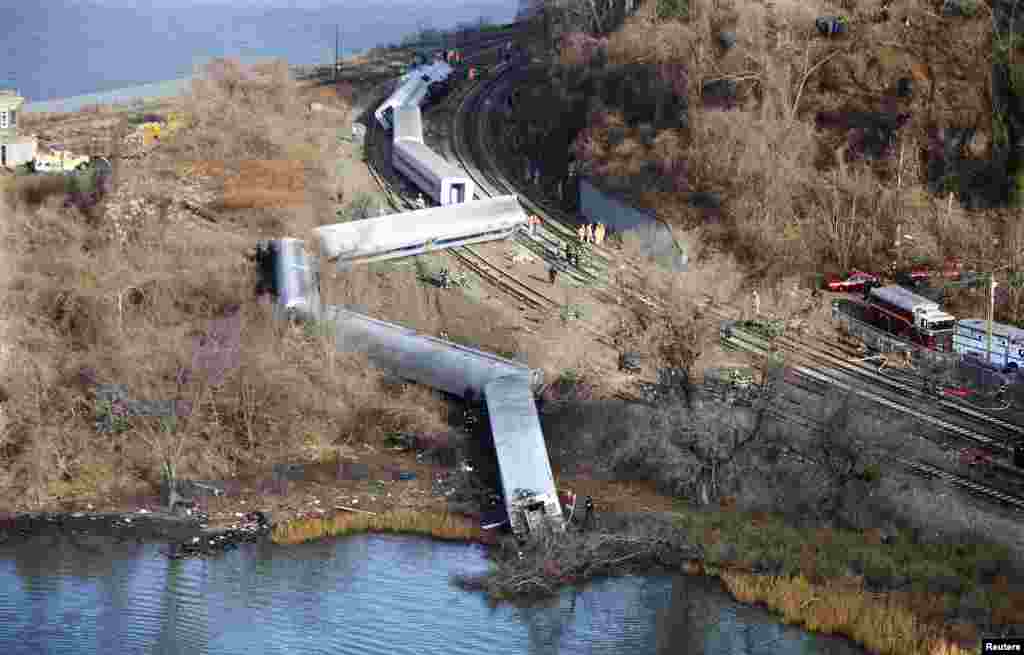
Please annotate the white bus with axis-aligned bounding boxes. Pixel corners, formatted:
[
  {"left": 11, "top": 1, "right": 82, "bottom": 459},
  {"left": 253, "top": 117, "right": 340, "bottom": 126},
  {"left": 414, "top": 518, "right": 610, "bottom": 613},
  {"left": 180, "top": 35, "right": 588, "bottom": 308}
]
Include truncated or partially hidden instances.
[{"left": 953, "top": 318, "right": 1024, "bottom": 371}]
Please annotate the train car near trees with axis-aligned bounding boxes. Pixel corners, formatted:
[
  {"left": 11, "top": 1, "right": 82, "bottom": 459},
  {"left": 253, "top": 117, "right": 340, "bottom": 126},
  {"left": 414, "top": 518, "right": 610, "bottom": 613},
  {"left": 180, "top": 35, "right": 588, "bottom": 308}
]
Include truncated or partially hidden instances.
[
  {"left": 863, "top": 284, "right": 956, "bottom": 352},
  {"left": 954, "top": 318, "right": 1024, "bottom": 371}
]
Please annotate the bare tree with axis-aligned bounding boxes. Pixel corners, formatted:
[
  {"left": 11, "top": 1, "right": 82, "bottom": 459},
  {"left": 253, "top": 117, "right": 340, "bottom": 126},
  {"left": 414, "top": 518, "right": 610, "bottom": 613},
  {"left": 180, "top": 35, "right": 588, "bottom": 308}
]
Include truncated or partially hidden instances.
[{"left": 767, "top": 388, "right": 885, "bottom": 521}]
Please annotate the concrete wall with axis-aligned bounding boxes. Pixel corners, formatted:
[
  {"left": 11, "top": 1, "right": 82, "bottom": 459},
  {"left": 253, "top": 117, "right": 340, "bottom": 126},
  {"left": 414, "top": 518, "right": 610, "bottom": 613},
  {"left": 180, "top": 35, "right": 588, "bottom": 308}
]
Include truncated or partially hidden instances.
[{"left": 578, "top": 176, "right": 688, "bottom": 272}]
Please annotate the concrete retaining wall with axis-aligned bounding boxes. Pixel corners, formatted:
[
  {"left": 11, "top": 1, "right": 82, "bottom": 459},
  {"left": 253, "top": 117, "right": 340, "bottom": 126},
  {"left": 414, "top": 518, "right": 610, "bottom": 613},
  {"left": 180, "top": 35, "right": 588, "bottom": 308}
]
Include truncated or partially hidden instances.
[{"left": 578, "top": 176, "right": 688, "bottom": 272}]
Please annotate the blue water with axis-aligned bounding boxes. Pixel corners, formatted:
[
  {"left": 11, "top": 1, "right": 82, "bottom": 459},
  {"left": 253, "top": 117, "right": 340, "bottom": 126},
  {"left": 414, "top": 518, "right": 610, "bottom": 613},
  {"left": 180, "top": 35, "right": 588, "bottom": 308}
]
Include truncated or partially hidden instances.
[
  {"left": 0, "top": 533, "right": 866, "bottom": 654},
  {"left": 7, "top": 0, "right": 516, "bottom": 106}
]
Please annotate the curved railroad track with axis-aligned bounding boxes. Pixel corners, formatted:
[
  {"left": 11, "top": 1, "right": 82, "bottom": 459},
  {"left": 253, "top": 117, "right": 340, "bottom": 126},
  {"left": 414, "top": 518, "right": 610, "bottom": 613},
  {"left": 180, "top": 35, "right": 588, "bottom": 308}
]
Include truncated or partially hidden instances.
[{"left": 361, "top": 41, "right": 573, "bottom": 319}]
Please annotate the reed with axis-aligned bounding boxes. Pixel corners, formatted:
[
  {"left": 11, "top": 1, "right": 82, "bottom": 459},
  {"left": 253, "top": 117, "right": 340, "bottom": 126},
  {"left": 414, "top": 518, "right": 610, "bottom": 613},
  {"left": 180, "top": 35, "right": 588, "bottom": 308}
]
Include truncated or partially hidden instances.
[
  {"left": 718, "top": 571, "right": 974, "bottom": 655},
  {"left": 271, "top": 510, "right": 482, "bottom": 545}
]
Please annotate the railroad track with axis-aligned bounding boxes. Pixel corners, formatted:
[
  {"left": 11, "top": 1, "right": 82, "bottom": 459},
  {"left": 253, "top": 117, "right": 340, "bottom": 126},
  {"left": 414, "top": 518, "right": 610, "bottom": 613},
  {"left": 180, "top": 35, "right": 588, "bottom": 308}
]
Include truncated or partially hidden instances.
[
  {"left": 452, "top": 55, "right": 1024, "bottom": 514},
  {"left": 776, "top": 370, "right": 1024, "bottom": 513},
  {"left": 720, "top": 327, "right": 1024, "bottom": 491},
  {"left": 361, "top": 42, "right": 579, "bottom": 322}
]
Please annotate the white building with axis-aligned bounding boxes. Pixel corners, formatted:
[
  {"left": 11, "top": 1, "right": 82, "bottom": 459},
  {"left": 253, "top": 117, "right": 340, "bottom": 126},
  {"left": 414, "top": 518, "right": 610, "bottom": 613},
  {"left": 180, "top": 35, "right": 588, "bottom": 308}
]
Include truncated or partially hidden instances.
[{"left": 0, "top": 88, "right": 38, "bottom": 169}]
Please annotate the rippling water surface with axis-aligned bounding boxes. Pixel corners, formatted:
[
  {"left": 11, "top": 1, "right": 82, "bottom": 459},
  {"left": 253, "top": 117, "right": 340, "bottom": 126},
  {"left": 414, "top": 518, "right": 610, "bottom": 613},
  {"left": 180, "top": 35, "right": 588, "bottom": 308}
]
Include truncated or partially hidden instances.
[{"left": 0, "top": 534, "right": 864, "bottom": 654}]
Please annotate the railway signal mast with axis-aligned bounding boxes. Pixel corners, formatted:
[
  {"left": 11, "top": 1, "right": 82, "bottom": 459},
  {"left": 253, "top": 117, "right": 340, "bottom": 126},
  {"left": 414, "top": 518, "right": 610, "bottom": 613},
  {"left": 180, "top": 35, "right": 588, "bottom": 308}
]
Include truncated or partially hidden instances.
[{"left": 989, "top": 272, "right": 997, "bottom": 365}]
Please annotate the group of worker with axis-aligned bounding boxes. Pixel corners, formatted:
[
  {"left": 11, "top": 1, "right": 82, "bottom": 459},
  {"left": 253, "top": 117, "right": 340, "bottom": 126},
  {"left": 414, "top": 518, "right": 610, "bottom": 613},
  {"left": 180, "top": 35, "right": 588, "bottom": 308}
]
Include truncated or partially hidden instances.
[
  {"left": 560, "top": 491, "right": 596, "bottom": 529},
  {"left": 576, "top": 222, "right": 606, "bottom": 246},
  {"left": 444, "top": 49, "right": 464, "bottom": 65},
  {"left": 546, "top": 221, "right": 608, "bottom": 285}
]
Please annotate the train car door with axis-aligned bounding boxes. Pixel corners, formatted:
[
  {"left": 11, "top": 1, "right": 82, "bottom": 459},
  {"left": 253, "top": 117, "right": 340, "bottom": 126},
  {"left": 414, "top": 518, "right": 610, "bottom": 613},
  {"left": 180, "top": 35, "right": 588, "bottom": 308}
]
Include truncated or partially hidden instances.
[{"left": 448, "top": 183, "right": 465, "bottom": 204}]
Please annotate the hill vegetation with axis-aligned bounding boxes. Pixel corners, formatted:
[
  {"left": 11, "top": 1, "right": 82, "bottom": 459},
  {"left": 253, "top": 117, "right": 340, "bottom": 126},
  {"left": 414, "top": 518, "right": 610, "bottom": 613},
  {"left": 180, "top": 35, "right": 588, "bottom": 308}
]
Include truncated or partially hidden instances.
[{"left": 511, "top": 0, "right": 1024, "bottom": 322}]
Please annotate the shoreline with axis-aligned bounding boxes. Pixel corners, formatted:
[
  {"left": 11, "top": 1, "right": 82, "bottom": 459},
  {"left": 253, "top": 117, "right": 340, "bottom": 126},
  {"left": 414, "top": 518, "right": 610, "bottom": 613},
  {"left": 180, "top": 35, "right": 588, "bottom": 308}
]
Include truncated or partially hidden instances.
[
  {"left": 20, "top": 52, "right": 372, "bottom": 115},
  {"left": 1, "top": 498, "right": 1017, "bottom": 655}
]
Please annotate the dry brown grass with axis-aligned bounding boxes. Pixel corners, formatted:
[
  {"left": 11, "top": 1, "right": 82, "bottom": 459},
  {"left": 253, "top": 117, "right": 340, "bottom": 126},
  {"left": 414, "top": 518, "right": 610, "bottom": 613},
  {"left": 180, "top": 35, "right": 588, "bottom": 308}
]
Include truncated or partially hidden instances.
[
  {"left": 565, "top": 0, "right": 1003, "bottom": 287},
  {"left": 219, "top": 159, "right": 308, "bottom": 210},
  {"left": 271, "top": 509, "right": 482, "bottom": 544},
  {"left": 0, "top": 57, "right": 450, "bottom": 510},
  {"left": 720, "top": 571, "right": 975, "bottom": 655}
]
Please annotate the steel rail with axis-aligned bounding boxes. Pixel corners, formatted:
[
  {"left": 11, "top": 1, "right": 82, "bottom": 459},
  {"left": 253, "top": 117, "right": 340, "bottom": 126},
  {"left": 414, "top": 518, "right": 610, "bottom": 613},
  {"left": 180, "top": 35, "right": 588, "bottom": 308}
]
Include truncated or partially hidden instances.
[
  {"left": 362, "top": 42, "right": 581, "bottom": 321},
  {"left": 724, "top": 328, "right": 1011, "bottom": 451}
]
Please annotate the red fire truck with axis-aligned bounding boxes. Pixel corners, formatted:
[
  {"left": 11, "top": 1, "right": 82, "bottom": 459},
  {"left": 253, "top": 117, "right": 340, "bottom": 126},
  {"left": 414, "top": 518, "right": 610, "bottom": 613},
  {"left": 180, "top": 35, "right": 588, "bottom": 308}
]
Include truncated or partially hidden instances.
[{"left": 863, "top": 284, "right": 956, "bottom": 351}]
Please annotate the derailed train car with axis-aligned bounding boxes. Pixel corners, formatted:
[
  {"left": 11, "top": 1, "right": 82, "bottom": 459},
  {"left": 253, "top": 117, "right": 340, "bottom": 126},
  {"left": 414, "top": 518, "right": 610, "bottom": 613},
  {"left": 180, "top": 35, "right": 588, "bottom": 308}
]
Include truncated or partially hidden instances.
[
  {"left": 314, "top": 195, "right": 522, "bottom": 266},
  {"left": 391, "top": 103, "right": 474, "bottom": 205},
  {"left": 375, "top": 62, "right": 453, "bottom": 130},
  {"left": 253, "top": 238, "right": 321, "bottom": 321},
  {"left": 485, "top": 375, "right": 565, "bottom": 537},
  {"left": 255, "top": 237, "right": 563, "bottom": 538},
  {"left": 393, "top": 138, "right": 476, "bottom": 205},
  {"left": 393, "top": 104, "right": 424, "bottom": 144},
  {"left": 374, "top": 77, "right": 429, "bottom": 131}
]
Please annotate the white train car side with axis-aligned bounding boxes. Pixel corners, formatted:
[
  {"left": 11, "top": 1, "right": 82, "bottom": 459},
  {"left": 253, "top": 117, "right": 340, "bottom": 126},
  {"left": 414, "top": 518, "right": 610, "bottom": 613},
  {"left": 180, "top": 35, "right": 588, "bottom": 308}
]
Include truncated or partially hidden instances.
[
  {"left": 322, "top": 306, "right": 543, "bottom": 398},
  {"left": 393, "top": 136, "right": 475, "bottom": 205},
  {"left": 954, "top": 318, "right": 1024, "bottom": 370},
  {"left": 315, "top": 194, "right": 525, "bottom": 265}
]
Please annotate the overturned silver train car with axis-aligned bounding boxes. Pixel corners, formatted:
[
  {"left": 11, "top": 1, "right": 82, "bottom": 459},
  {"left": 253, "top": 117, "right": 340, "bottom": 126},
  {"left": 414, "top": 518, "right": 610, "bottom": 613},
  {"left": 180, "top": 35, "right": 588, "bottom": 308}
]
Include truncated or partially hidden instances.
[
  {"left": 259, "top": 239, "right": 562, "bottom": 539},
  {"left": 485, "top": 375, "right": 565, "bottom": 537},
  {"left": 254, "top": 238, "right": 321, "bottom": 321}
]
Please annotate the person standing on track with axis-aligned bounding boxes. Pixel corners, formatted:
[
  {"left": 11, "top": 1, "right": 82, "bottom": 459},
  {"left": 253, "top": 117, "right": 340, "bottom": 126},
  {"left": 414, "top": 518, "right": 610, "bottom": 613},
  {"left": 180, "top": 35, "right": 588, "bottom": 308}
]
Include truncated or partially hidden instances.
[
  {"left": 595, "top": 222, "right": 606, "bottom": 246},
  {"left": 585, "top": 223, "right": 594, "bottom": 244},
  {"left": 577, "top": 225, "right": 586, "bottom": 242},
  {"left": 549, "top": 263, "right": 558, "bottom": 285},
  {"left": 581, "top": 496, "right": 595, "bottom": 529}
]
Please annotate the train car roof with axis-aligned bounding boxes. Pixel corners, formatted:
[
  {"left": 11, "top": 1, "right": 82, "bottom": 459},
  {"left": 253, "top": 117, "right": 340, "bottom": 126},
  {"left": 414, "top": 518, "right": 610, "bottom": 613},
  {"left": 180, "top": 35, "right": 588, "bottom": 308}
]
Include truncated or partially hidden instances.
[
  {"left": 870, "top": 284, "right": 942, "bottom": 312},
  {"left": 392, "top": 138, "right": 469, "bottom": 180},
  {"left": 486, "top": 375, "right": 559, "bottom": 502},
  {"left": 393, "top": 104, "right": 424, "bottom": 144}
]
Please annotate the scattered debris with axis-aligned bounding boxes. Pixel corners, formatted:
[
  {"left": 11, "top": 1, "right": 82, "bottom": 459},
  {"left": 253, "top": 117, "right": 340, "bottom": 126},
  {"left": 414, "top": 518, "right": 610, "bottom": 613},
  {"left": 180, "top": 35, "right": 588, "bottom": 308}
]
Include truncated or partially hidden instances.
[{"left": 816, "top": 16, "right": 849, "bottom": 37}]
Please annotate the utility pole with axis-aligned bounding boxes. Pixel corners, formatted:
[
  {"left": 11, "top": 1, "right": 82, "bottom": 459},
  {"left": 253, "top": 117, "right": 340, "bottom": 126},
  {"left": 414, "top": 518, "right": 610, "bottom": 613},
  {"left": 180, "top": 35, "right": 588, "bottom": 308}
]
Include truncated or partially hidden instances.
[
  {"left": 989, "top": 272, "right": 997, "bottom": 365},
  {"left": 334, "top": 25, "right": 340, "bottom": 83}
]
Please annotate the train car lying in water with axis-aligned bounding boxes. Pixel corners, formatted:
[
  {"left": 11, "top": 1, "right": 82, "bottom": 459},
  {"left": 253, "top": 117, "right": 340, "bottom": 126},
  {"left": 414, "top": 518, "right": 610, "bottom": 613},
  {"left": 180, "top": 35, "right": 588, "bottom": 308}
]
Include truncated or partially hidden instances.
[{"left": 485, "top": 375, "right": 565, "bottom": 538}]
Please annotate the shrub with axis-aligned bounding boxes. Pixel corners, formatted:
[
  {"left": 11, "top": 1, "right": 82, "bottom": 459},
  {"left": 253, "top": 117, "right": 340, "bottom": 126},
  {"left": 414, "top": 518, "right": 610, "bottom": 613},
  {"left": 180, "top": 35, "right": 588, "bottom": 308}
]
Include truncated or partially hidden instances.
[{"left": 656, "top": 0, "right": 690, "bottom": 22}]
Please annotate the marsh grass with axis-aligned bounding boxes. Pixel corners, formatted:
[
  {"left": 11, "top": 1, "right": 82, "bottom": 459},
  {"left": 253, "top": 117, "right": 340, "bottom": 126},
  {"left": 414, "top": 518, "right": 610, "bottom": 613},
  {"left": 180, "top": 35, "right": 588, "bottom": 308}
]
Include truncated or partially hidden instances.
[
  {"left": 671, "top": 506, "right": 1014, "bottom": 593},
  {"left": 719, "top": 571, "right": 974, "bottom": 655},
  {"left": 271, "top": 510, "right": 482, "bottom": 544}
]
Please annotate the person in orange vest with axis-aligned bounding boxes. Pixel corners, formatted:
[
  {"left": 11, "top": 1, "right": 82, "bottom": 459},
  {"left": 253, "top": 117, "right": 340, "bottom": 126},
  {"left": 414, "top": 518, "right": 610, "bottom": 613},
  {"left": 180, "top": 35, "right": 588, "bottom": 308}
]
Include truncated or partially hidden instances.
[
  {"left": 468, "top": 66, "right": 476, "bottom": 81},
  {"left": 585, "top": 223, "right": 594, "bottom": 244}
]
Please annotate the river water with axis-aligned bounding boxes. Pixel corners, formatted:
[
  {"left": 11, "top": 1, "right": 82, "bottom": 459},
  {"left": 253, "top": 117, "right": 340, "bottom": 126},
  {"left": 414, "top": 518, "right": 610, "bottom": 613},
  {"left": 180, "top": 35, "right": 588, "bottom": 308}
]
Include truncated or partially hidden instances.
[{"left": 0, "top": 534, "right": 864, "bottom": 654}]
